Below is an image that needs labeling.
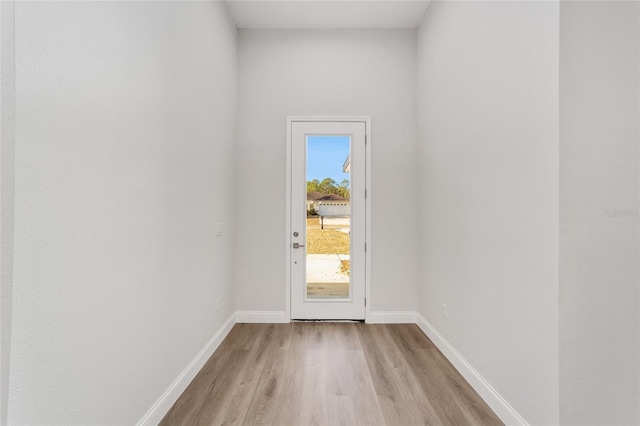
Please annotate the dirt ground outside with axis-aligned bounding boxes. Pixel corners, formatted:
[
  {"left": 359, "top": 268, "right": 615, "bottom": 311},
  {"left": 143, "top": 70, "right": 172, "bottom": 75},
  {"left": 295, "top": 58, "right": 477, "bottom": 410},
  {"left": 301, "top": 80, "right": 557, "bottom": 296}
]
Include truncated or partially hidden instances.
[{"left": 306, "top": 216, "right": 350, "bottom": 298}]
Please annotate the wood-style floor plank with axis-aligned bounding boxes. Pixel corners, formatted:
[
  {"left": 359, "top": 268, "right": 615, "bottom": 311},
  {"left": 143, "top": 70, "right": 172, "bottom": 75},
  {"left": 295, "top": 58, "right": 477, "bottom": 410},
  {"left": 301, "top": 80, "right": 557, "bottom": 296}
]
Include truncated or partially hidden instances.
[
  {"left": 160, "top": 323, "right": 503, "bottom": 426},
  {"left": 357, "top": 325, "right": 442, "bottom": 425}
]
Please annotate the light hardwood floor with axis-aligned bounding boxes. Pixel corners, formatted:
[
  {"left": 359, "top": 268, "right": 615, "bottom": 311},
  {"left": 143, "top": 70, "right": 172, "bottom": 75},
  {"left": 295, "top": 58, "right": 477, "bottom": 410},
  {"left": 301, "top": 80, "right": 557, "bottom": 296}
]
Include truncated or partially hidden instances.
[{"left": 160, "top": 323, "right": 503, "bottom": 426}]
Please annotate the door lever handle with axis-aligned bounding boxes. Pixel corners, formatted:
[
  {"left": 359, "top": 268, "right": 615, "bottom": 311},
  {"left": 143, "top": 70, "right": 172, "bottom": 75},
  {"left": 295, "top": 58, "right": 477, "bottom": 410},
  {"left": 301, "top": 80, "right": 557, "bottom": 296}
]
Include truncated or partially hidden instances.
[{"left": 292, "top": 242, "right": 305, "bottom": 249}]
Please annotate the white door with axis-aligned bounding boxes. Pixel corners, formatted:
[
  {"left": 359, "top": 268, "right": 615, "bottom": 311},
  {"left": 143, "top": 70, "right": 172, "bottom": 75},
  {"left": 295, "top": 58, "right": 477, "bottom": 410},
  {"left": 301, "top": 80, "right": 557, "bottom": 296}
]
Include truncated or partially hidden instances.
[{"left": 289, "top": 120, "right": 366, "bottom": 320}]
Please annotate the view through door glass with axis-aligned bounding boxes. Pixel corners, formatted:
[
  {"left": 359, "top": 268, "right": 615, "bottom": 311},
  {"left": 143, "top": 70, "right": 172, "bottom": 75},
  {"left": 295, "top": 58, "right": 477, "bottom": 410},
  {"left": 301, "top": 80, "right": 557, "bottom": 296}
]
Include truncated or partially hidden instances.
[{"left": 306, "top": 135, "right": 351, "bottom": 299}]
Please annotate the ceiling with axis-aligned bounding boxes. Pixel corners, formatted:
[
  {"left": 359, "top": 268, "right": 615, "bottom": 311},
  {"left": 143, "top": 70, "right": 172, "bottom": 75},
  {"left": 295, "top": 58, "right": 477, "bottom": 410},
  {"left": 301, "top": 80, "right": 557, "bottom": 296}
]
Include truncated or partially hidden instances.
[{"left": 225, "top": 1, "right": 432, "bottom": 30}]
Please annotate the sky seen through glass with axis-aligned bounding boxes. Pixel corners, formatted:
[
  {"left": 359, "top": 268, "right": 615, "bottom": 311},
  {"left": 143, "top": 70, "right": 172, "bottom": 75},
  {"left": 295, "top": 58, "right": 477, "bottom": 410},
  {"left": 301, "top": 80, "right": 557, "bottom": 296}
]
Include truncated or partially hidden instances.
[{"left": 306, "top": 135, "right": 350, "bottom": 184}]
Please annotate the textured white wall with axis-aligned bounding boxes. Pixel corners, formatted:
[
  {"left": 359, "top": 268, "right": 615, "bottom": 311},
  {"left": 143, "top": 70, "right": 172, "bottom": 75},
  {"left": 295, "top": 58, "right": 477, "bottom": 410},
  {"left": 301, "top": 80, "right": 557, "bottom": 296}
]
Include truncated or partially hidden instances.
[
  {"left": 559, "top": 2, "right": 640, "bottom": 424},
  {"left": 416, "top": 2, "right": 560, "bottom": 424},
  {"left": 235, "top": 30, "right": 419, "bottom": 313},
  {"left": 8, "top": 2, "right": 238, "bottom": 424}
]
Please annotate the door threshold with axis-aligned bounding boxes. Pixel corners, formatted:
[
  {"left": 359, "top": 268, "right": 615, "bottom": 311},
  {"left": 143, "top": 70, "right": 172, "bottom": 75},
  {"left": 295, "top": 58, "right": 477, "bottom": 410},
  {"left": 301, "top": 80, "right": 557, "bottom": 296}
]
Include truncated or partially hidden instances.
[{"left": 291, "top": 319, "right": 364, "bottom": 323}]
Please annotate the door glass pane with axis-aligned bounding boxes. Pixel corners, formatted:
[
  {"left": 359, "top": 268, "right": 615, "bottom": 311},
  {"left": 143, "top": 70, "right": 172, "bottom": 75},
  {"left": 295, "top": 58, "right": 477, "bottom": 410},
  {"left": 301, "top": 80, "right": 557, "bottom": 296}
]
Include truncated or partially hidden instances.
[{"left": 306, "top": 135, "right": 351, "bottom": 299}]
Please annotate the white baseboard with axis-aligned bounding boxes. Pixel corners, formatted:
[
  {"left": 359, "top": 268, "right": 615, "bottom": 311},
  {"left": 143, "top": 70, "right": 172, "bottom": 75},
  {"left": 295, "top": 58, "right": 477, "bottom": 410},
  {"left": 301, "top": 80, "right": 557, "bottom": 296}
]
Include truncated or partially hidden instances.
[
  {"left": 136, "top": 313, "right": 236, "bottom": 426},
  {"left": 367, "top": 310, "right": 417, "bottom": 324},
  {"left": 235, "top": 310, "right": 289, "bottom": 323},
  {"left": 415, "top": 313, "right": 528, "bottom": 426}
]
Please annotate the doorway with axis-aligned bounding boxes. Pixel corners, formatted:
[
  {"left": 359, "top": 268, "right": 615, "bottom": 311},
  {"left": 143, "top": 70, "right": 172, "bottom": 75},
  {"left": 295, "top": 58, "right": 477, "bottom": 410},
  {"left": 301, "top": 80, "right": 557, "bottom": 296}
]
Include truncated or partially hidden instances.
[{"left": 287, "top": 118, "right": 369, "bottom": 320}]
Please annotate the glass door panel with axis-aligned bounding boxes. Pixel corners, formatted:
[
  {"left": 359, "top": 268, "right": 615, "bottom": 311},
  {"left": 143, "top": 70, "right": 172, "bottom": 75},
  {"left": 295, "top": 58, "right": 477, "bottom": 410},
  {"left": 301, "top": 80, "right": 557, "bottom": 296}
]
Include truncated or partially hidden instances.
[{"left": 305, "top": 136, "right": 351, "bottom": 300}]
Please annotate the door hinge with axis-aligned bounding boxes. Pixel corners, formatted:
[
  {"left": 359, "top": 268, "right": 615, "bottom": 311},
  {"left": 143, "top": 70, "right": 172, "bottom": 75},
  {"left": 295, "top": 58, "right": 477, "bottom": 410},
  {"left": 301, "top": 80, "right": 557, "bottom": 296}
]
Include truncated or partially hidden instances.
[
  {"left": 365, "top": 188, "right": 367, "bottom": 199},
  {"left": 364, "top": 243, "right": 367, "bottom": 253}
]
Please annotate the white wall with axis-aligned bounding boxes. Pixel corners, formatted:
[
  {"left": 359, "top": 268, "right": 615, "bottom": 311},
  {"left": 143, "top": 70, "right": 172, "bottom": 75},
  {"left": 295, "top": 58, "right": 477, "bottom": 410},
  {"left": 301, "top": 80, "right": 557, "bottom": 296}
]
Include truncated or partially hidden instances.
[
  {"left": 559, "top": 2, "right": 640, "bottom": 424},
  {"left": 235, "top": 30, "right": 419, "bottom": 314},
  {"left": 7, "top": 1, "right": 238, "bottom": 424},
  {"left": 416, "top": 2, "right": 560, "bottom": 424},
  {"left": 0, "top": 2, "right": 16, "bottom": 424}
]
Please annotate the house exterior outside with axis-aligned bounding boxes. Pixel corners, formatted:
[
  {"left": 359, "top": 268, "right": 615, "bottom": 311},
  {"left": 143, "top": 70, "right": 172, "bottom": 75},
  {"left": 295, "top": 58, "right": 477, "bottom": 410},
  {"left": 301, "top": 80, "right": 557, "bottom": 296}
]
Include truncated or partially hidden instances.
[{"left": 307, "top": 191, "right": 350, "bottom": 216}]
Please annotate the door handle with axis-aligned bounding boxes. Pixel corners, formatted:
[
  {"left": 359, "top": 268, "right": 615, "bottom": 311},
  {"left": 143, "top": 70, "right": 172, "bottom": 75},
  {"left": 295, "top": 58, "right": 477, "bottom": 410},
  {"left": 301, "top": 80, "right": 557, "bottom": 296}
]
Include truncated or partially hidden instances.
[{"left": 292, "top": 242, "right": 305, "bottom": 249}]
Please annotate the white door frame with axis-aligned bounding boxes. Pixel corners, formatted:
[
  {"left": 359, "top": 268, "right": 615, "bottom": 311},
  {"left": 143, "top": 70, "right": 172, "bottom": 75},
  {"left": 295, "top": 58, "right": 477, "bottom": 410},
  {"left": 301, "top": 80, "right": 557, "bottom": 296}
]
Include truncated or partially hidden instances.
[{"left": 285, "top": 116, "right": 372, "bottom": 321}]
